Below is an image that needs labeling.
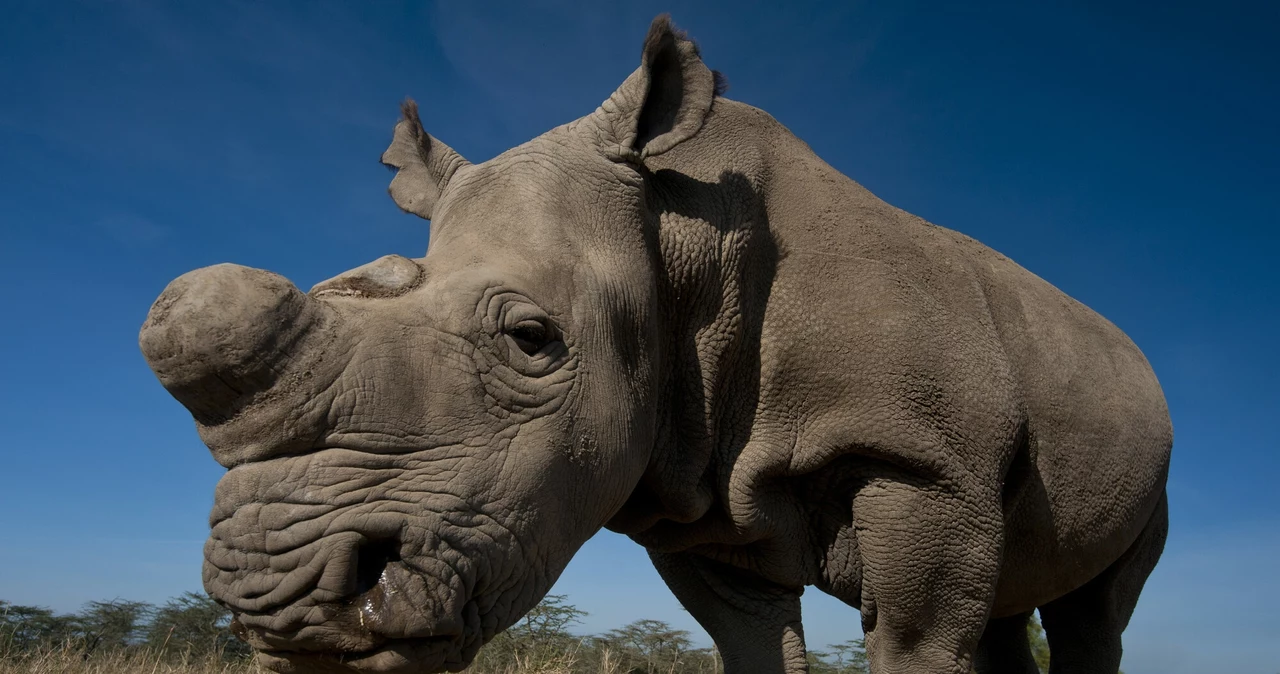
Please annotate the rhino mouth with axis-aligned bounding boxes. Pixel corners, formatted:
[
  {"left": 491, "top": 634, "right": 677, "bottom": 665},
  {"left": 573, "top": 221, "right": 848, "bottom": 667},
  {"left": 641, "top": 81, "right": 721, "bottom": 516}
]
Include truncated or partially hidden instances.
[
  {"left": 227, "top": 546, "right": 481, "bottom": 674},
  {"left": 205, "top": 448, "right": 505, "bottom": 672},
  {"left": 254, "top": 636, "right": 460, "bottom": 674}
]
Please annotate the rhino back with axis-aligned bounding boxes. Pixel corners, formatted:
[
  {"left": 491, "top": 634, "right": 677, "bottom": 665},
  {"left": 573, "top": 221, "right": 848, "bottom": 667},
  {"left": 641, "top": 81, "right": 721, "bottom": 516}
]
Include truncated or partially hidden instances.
[
  {"left": 632, "top": 98, "right": 1169, "bottom": 606},
  {"left": 952, "top": 227, "right": 1173, "bottom": 610},
  {"left": 709, "top": 100, "right": 1169, "bottom": 601},
  {"left": 811, "top": 140, "right": 1166, "bottom": 600}
]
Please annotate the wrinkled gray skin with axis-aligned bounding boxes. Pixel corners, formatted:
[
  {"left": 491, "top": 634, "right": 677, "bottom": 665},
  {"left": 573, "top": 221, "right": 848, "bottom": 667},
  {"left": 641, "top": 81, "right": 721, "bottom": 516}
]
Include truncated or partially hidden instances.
[{"left": 139, "top": 16, "right": 1171, "bottom": 674}]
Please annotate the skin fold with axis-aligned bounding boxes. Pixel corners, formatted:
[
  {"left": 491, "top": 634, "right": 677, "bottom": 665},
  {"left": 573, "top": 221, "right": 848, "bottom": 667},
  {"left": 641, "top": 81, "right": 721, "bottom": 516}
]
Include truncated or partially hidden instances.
[{"left": 139, "top": 15, "right": 1171, "bottom": 674}]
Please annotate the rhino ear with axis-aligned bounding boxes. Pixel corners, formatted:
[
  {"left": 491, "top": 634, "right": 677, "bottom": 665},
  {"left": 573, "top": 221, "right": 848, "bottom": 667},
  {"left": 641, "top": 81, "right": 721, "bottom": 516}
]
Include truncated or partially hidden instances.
[
  {"left": 380, "top": 99, "right": 471, "bottom": 221},
  {"left": 603, "top": 15, "right": 722, "bottom": 160}
]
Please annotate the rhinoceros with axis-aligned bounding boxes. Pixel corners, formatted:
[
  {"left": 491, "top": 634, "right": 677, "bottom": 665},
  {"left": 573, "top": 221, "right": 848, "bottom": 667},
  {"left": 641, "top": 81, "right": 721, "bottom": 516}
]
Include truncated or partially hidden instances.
[{"left": 138, "top": 15, "right": 1171, "bottom": 674}]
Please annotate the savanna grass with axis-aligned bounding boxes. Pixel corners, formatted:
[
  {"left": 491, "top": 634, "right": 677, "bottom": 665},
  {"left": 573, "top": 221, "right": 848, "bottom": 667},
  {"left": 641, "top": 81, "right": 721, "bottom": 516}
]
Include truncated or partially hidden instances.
[
  {"left": 0, "top": 643, "right": 633, "bottom": 674},
  {"left": 0, "top": 643, "right": 261, "bottom": 674}
]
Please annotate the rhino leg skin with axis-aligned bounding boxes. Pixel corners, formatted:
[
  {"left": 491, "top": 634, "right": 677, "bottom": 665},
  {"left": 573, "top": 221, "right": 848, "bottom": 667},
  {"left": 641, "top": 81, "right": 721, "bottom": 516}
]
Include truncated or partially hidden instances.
[
  {"left": 973, "top": 611, "right": 1039, "bottom": 674},
  {"left": 1039, "top": 490, "right": 1168, "bottom": 674},
  {"left": 851, "top": 479, "right": 1003, "bottom": 673},
  {"left": 650, "top": 552, "right": 808, "bottom": 673}
]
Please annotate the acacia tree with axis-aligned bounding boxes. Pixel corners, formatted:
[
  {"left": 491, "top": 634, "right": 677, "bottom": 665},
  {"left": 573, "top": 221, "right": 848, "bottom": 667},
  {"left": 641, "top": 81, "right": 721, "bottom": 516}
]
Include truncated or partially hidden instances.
[
  {"left": 144, "top": 592, "right": 250, "bottom": 660},
  {"left": 0, "top": 601, "right": 78, "bottom": 652},
  {"left": 600, "top": 618, "right": 711, "bottom": 673},
  {"left": 821, "top": 638, "right": 870, "bottom": 674},
  {"left": 504, "top": 594, "right": 588, "bottom": 648},
  {"left": 808, "top": 649, "right": 836, "bottom": 673},
  {"left": 75, "top": 599, "right": 153, "bottom": 653},
  {"left": 472, "top": 594, "right": 589, "bottom": 670}
]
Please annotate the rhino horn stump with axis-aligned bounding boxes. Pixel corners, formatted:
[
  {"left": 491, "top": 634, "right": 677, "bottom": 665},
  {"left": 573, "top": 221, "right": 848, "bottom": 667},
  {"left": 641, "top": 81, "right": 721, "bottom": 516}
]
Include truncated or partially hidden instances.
[{"left": 139, "top": 264, "right": 320, "bottom": 424}]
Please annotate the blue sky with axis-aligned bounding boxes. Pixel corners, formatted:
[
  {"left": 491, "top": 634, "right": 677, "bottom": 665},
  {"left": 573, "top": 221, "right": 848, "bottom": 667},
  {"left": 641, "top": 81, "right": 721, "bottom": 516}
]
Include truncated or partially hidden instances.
[{"left": 1, "top": 1, "right": 1276, "bottom": 671}]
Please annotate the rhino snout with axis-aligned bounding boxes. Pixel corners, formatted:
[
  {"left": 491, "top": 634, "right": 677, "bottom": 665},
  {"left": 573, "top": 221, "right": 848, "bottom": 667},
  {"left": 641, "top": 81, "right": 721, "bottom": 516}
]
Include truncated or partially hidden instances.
[
  {"left": 139, "top": 263, "right": 322, "bottom": 425},
  {"left": 214, "top": 533, "right": 464, "bottom": 668},
  {"left": 203, "top": 454, "right": 480, "bottom": 670}
]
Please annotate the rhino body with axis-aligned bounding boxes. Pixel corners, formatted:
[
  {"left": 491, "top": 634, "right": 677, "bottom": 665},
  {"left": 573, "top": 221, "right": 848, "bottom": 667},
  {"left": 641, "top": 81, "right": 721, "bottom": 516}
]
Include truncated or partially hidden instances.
[{"left": 140, "top": 16, "right": 1170, "bottom": 674}]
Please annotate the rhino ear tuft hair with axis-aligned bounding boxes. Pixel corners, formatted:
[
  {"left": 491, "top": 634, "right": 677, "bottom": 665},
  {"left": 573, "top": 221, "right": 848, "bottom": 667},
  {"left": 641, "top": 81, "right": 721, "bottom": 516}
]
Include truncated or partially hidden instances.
[
  {"left": 380, "top": 99, "right": 471, "bottom": 221},
  {"left": 602, "top": 14, "right": 719, "bottom": 160}
]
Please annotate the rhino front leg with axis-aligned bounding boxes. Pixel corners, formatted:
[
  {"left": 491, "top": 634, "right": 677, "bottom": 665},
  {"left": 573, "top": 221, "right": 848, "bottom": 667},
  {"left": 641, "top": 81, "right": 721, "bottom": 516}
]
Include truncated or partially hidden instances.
[
  {"left": 853, "top": 477, "right": 1003, "bottom": 674},
  {"left": 648, "top": 550, "right": 808, "bottom": 673}
]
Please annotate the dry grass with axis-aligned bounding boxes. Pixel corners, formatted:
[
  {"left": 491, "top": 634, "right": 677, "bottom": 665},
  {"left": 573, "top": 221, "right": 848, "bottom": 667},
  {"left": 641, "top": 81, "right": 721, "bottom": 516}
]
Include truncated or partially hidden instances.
[
  {"left": 469, "top": 647, "right": 628, "bottom": 674},
  {"left": 0, "top": 644, "right": 263, "bottom": 674},
  {"left": 0, "top": 644, "right": 637, "bottom": 674},
  {"left": 471, "top": 652, "right": 609, "bottom": 674}
]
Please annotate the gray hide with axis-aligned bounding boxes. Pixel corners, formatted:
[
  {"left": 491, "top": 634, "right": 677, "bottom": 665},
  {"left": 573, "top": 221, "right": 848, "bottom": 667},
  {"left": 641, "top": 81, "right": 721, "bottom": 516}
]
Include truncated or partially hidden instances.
[{"left": 139, "top": 15, "right": 1171, "bottom": 674}]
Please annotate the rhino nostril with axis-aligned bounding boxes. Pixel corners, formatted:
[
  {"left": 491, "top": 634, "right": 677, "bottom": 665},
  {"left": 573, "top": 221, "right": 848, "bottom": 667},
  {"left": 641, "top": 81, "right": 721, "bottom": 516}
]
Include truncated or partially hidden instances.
[{"left": 354, "top": 539, "right": 401, "bottom": 596}]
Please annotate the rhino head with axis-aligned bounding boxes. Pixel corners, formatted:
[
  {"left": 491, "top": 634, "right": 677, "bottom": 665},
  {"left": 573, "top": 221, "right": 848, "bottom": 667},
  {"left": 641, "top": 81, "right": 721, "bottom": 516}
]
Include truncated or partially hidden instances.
[{"left": 140, "top": 16, "right": 729, "bottom": 674}]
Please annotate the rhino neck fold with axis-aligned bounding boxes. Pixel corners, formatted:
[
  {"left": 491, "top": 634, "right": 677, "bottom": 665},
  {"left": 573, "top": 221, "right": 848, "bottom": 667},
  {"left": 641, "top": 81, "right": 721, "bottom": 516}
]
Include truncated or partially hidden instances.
[{"left": 607, "top": 109, "right": 783, "bottom": 537}]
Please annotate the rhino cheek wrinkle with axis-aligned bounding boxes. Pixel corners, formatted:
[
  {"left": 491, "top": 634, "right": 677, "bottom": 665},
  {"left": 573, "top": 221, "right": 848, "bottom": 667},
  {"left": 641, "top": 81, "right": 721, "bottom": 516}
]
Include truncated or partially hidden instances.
[{"left": 141, "top": 14, "right": 1171, "bottom": 674}]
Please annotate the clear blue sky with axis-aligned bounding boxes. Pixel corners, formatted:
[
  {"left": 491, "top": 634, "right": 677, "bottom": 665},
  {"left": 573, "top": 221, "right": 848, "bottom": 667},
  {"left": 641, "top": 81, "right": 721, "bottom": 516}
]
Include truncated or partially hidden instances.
[{"left": 1, "top": 2, "right": 1276, "bottom": 672}]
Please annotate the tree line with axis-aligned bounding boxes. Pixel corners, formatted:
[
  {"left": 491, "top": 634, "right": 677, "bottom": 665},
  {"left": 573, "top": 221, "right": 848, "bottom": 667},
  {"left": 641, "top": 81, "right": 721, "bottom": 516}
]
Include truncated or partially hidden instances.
[
  {"left": 471, "top": 594, "right": 871, "bottom": 673},
  {"left": 2, "top": 592, "right": 1058, "bottom": 673},
  {"left": 470, "top": 595, "right": 1060, "bottom": 673},
  {"left": 0, "top": 592, "right": 250, "bottom": 662}
]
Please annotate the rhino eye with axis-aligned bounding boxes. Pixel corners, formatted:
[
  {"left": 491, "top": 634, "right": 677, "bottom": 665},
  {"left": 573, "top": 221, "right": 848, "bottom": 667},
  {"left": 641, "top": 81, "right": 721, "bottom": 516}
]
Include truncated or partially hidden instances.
[{"left": 508, "top": 319, "right": 552, "bottom": 356}]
